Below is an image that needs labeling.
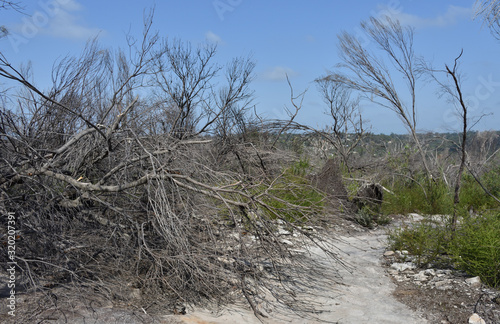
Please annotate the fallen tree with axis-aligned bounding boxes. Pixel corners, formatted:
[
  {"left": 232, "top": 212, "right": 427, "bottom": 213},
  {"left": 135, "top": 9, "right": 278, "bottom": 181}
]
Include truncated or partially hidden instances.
[{"left": 0, "top": 12, "right": 344, "bottom": 321}]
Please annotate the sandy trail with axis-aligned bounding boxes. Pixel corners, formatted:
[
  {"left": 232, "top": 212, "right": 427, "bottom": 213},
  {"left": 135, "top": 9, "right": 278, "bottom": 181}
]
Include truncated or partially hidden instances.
[
  {"left": 177, "top": 228, "right": 428, "bottom": 324},
  {"left": 3, "top": 228, "right": 428, "bottom": 323}
]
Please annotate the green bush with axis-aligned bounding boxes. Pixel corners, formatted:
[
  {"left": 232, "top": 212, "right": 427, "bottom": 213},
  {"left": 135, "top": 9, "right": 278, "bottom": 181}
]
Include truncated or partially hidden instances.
[
  {"left": 459, "top": 167, "right": 500, "bottom": 212},
  {"left": 388, "top": 217, "right": 450, "bottom": 267},
  {"left": 449, "top": 211, "right": 500, "bottom": 288},
  {"left": 389, "top": 211, "right": 500, "bottom": 288},
  {"left": 355, "top": 206, "right": 377, "bottom": 229},
  {"left": 381, "top": 176, "right": 453, "bottom": 215},
  {"left": 262, "top": 159, "right": 325, "bottom": 223}
]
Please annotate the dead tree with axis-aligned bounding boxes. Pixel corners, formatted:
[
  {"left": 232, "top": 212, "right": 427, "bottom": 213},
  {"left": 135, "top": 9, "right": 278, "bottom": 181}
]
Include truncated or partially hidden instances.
[
  {"left": 445, "top": 51, "right": 468, "bottom": 228},
  {"left": 328, "top": 16, "right": 432, "bottom": 178},
  {"left": 424, "top": 50, "right": 500, "bottom": 228},
  {"left": 314, "top": 77, "right": 364, "bottom": 169}
]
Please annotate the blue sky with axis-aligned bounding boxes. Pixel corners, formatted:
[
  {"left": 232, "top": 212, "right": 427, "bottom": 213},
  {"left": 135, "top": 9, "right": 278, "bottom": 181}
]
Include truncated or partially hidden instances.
[{"left": 1, "top": 0, "right": 499, "bottom": 134}]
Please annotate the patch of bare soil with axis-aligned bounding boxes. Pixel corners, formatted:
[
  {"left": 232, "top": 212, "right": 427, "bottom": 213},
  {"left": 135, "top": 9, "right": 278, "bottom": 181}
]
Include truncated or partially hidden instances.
[
  {"left": 382, "top": 254, "right": 500, "bottom": 324},
  {"left": 390, "top": 276, "right": 500, "bottom": 324}
]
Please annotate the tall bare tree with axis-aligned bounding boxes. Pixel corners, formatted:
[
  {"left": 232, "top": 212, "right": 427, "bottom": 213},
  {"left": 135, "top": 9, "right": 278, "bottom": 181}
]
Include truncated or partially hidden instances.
[
  {"left": 327, "top": 16, "right": 432, "bottom": 177},
  {"left": 423, "top": 50, "right": 500, "bottom": 228},
  {"left": 314, "top": 76, "right": 364, "bottom": 169},
  {"left": 424, "top": 51, "right": 469, "bottom": 228}
]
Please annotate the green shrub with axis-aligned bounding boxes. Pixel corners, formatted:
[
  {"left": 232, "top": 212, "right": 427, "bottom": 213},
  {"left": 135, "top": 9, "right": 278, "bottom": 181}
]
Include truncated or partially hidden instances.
[
  {"left": 449, "top": 211, "right": 500, "bottom": 288},
  {"left": 289, "top": 158, "right": 311, "bottom": 177},
  {"left": 381, "top": 176, "right": 453, "bottom": 215},
  {"left": 459, "top": 168, "right": 500, "bottom": 212},
  {"left": 388, "top": 218, "right": 449, "bottom": 267},
  {"left": 389, "top": 211, "right": 500, "bottom": 288},
  {"left": 355, "top": 206, "right": 377, "bottom": 229},
  {"left": 261, "top": 159, "right": 325, "bottom": 223}
]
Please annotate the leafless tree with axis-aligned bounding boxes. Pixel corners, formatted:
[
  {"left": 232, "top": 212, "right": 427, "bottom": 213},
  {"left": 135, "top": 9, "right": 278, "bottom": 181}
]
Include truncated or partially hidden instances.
[
  {"left": 327, "top": 16, "right": 432, "bottom": 177},
  {"left": 423, "top": 50, "right": 500, "bottom": 228},
  {"left": 424, "top": 51, "right": 469, "bottom": 228},
  {"left": 314, "top": 76, "right": 364, "bottom": 169},
  {"left": 475, "top": 0, "right": 500, "bottom": 39}
]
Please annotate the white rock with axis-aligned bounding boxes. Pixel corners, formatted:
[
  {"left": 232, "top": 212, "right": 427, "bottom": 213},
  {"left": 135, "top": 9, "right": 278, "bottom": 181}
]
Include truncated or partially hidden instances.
[
  {"left": 434, "top": 279, "right": 452, "bottom": 290},
  {"left": 465, "top": 276, "right": 481, "bottom": 288},
  {"left": 408, "top": 213, "right": 424, "bottom": 221},
  {"left": 413, "top": 271, "right": 428, "bottom": 281},
  {"left": 388, "top": 269, "right": 399, "bottom": 276},
  {"left": 384, "top": 250, "right": 395, "bottom": 257},
  {"left": 424, "top": 269, "right": 436, "bottom": 276},
  {"left": 390, "top": 262, "right": 416, "bottom": 272},
  {"left": 468, "top": 313, "right": 486, "bottom": 324}
]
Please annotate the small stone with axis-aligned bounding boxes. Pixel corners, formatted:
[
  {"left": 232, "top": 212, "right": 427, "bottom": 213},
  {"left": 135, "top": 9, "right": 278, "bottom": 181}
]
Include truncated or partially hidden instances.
[
  {"left": 424, "top": 269, "right": 436, "bottom": 276},
  {"left": 436, "top": 284, "right": 452, "bottom": 290},
  {"left": 493, "top": 295, "right": 500, "bottom": 305},
  {"left": 390, "top": 262, "right": 416, "bottom": 272},
  {"left": 408, "top": 213, "right": 424, "bottom": 221},
  {"left": 434, "top": 279, "right": 452, "bottom": 290},
  {"left": 413, "top": 271, "right": 428, "bottom": 281},
  {"left": 465, "top": 276, "right": 481, "bottom": 288},
  {"left": 278, "top": 228, "right": 291, "bottom": 236},
  {"left": 384, "top": 250, "right": 395, "bottom": 257},
  {"left": 468, "top": 313, "right": 486, "bottom": 324}
]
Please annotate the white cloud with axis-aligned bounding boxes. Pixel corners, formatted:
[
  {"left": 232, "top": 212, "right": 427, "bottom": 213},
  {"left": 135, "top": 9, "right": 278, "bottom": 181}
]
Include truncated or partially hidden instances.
[
  {"left": 10, "top": 0, "right": 103, "bottom": 40},
  {"left": 261, "top": 66, "right": 298, "bottom": 81},
  {"left": 381, "top": 5, "right": 472, "bottom": 29},
  {"left": 205, "top": 31, "right": 223, "bottom": 44}
]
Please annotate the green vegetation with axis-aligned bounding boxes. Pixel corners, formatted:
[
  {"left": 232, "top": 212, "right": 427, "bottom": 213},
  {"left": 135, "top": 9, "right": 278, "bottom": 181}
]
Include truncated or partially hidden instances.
[
  {"left": 381, "top": 166, "right": 500, "bottom": 216},
  {"left": 355, "top": 206, "right": 391, "bottom": 229},
  {"left": 262, "top": 159, "right": 325, "bottom": 223},
  {"left": 450, "top": 211, "right": 500, "bottom": 287},
  {"left": 389, "top": 217, "right": 451, "bottom": 267},
  {"left": 459, "top": 167, "right": 500, "bottom": 212},
  {"left": 386, "top": 167, "right": 500, "bottom": 288},
  {"left": 381, "top": 176, "right": 453, "bottom": 215},
  {"left": 388, "top": 212, "right": 500, "bottom": 288}
]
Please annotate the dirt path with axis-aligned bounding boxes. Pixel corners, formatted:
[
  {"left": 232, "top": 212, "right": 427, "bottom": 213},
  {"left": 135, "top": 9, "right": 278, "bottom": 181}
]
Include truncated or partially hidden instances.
[
  {"left": 175, "top": 228, "right": 428, "bottom": 324},
  {"left": 2, "top": 227, "right": 430, "bottom": 323}
]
